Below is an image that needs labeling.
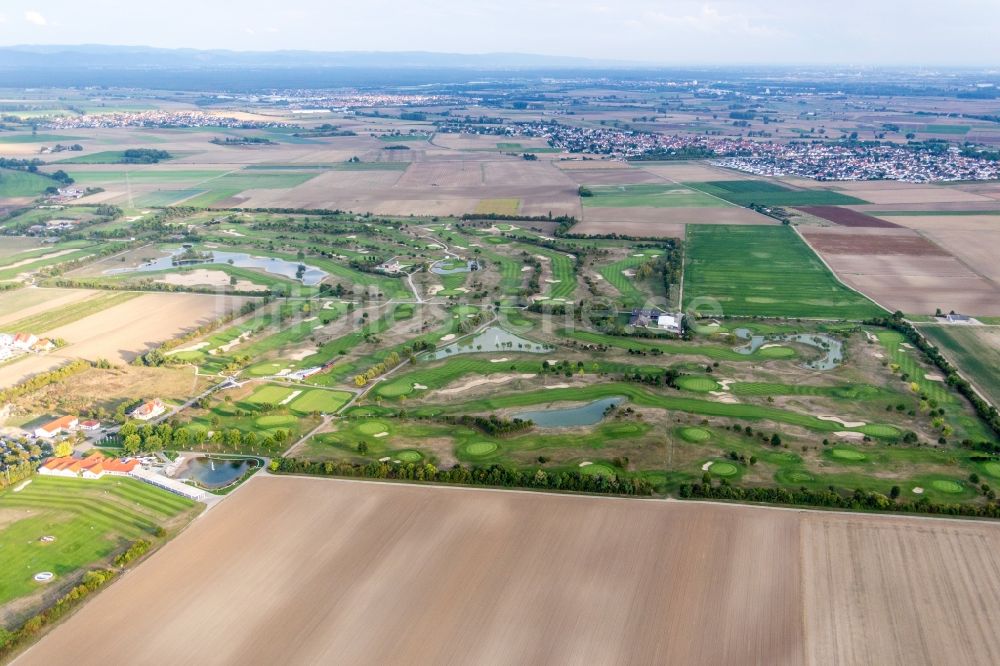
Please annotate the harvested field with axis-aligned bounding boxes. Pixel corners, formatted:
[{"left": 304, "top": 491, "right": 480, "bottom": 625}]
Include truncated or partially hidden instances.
[
  {"left": 559, "top": 168, "right": 664, "bottom": 186},
  {"left": 826, "top": 183, "right": 994, "bottom": 205},
  {"left": 0, "top": 293, "right": 245, "bottom": 388},
  {"left": 634, "top": 161, "right": 750, "bottom": 182},
  {"left": 572, "top": 205, "right": 768, "bottom": 237},
  {"left": 797, "top": 206, "right": 901, "bottom": 228},
  {"left": 801, "top": 228, "right": 948, "bottom": 255},
  {"left": 20, "top": 476, "right": 804, "bottom": 665},
  {"left": 800, "top": 227, "right": 1000, "bottom": 315},
  {"left": 0, "top": 288, "right": 98, "bottom": 329},
  {"left": 876, "top": 215, "right": 1000, "bottom": 284},
  {"left": 22, "top": 477, "right": 1000, "bottom": 666},
  {"left": 801, "top": 514, "right": 1000, "bottom": 665}
]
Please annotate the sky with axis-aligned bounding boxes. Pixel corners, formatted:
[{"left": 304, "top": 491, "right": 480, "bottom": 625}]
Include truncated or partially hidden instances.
[{"left": 0, "top": 0, "right": 998, "bottom": 66}]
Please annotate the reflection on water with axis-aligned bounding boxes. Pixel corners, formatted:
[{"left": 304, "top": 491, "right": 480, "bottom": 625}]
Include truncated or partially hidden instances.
[
  {"left": 515, "top": 396, "right": 625, "bottom": 428},
  {"left": 422, "top": 326, "right": 551, "bottom": 360},
  {"left": 106, "top": 248, "right": 328, "bottom": 286},
  {"left": 734, "top": 328, "right": 843, "bottom": 370},
  {"left": 174, "top": 456, "right": 257, "bottom": 489}
]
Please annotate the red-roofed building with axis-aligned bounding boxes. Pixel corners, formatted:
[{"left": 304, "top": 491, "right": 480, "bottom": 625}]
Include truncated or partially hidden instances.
[
  {"left": 130, "top": 398, "right": 166, "bottom": 421},
  {"left": 34, "top": 415, "right": 79, "bottom": 439},
  {"left": 38, "top": 452, "right": 139, "bottom": 479}
]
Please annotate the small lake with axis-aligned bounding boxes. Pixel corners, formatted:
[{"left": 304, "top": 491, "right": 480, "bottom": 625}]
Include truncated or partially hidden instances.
[
  {"left": 421, "top": 326, "right": 551, "bottom": 360},
  {"left": 515, "top": 396, "right": 625, "bottom": 428},
  {"left": 107, "top": 248, "right": 328, "bottom": 286},
  {"left": 174, "top": 456, "right": 257, "bottom": 489},
  {"left": 431, "top": 259, "right": 480, "bottom": 275},
  {"left": 734, "top": 328, "right": 843, "bottom": 370}
]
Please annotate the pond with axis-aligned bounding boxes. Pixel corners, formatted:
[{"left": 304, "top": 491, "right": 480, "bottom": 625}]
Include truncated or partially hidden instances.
[
  {"left": 421, "top": 326, "right": 552, "bottom": 360},
  {"left": 106, "top": 248, "right": 328, "bottom": 286},
  {"left": 431, "top": 259, "right": 480, "bottom": 275},
  {"left": 173, "top": 456, "right": 258, "bottom": 490},
  {"left": 734, "top": 328, "right": 843, "bottom": 370},
  {"left": 515, "top": 396, "right": 625, "bottom": 428}
]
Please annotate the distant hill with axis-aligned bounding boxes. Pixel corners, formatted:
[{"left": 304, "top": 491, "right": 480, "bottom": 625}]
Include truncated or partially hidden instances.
[{"left": 0, "top": 45, "right": 634, "bottom": 70}]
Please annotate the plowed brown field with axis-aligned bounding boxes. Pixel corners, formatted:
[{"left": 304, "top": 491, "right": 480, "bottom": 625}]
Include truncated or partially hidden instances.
[{"left": 17, "top": 477, "right": 1000, "bottom": 666}]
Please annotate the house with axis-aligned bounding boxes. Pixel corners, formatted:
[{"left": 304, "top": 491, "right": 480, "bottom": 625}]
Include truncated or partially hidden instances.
[
  {"left": 79, "top": 419, "right": 101, "bottom": 431},
  {"left": 656, "top": 313, "right": 684, "bottom": 334},
  {"left": 34, "top": 415, "right": 79, "bottom": 439},
  {"left": 376, "top": 257, "right": 402, "bottom": 274},
  {"left": 946, "top": 313, "right": 971, "bottom": 323},
  {"left": 130, "top": 398, "right": 166, "bottom": 421},
  {"left": 32, "top": 338, "right": 55, "bottom": 352},
  {"left": 628, "top": 308, "right": 662, "bottom": 327},
  {"left": 38, "top": 452, "right": 138, "bottom": 479},
  {"left": 13, "top": 333, "right": 38, "bottom": 351}
]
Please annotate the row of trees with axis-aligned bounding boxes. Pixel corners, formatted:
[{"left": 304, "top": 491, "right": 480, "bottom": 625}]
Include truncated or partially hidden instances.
[
  {"left": 270, "top": 458, "right": 653, "bottom": 496},
  {"left": 865, "top": 314, "right": 1000, "bottom": 443},
  {"left": 680, "top": 479, "right": 1000, "bottom": 518}
]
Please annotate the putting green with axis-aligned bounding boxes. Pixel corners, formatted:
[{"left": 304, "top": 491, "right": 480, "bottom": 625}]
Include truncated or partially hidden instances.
[
  {"left": 377, "top": 380, "right": 412, "bottom": 397},
  {"left": 255, "top": 415, "right": 296, "bottom": 428},
  {"left": 930, "top": 479, "right": 964, "bottom": 494},
  {"left": 676, "top": 376, "right": 721, "bottom": 393},
  {"left": 860, "top": 424, "right": 901, "bottom": 438},
  {"left": 830, "top": 448, "right": 866, "bottom": 461},
  {"left": 395, "top": 450, "right": 423, "bottom": 463},
  {"left": 357, "top": 421, "right": 389, "bottom": 435},
  {"left": 709, "top": 461, "right": 738, "bottom": 477},
  {"left": 679, "top": 427, "right": 712, "bottom": 443},
  {"left": 580, "top": 463, "right": 616, "bottom": 477},
  {"left": 289, "top": 390, "right": 351, "bottom": 414},
  {"left": 784, "top": 470, "right": 813, "bottom": 483},
  {"left": 464, "top": 441, "right": 499, "bottom": 457},
  {"left": 757, "top": 346, "right": 795, "bottom": 359},
  {"left": 982, "top": 461, "right": 1000, "bottom": 478}
]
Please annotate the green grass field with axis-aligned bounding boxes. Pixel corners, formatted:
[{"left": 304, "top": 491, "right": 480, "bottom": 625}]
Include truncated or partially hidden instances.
[
  {"left": 0, "top": 168, "right": 57, "bottom": 198},
  {"left": 0, "top": 476, "right": 197, "bottom": 606},
  {"left": 919, "top": 324, "right": 1000, "bottom": 407},
  {"left": 582, "top": 183, "right": 728, "bottom": 208},
  {"left": 685, "top": 180, "right": 867, "bottom": 206},
  {"left": 54, "top": 151, "right": 176, "bottom": 165},
  {"left": 924, "top": 125, "right": 970, "bottom": 135},
  {"left": 289, "top": 389, "right": 352, "bottom": 414},
  {"left": 683, "top": 225, "right": 884, "bottom": 319}
]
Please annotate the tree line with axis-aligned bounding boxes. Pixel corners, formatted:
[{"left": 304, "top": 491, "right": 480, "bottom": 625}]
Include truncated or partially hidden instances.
[{"left": 270, "top": 457, "right": 653, "bottom": 496}]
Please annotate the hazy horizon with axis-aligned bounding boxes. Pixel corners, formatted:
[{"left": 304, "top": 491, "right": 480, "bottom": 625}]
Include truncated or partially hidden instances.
[{"left": 1, "top": 1, "right": 999, "bottom": 66}]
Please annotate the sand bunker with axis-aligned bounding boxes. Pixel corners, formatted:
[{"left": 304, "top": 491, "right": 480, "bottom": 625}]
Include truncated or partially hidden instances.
[
  {"left": 819, "top": 416, "right": 866, "bottom": 428},
  {"left": 579, "top": 461, "right": 593, "bottom": 467},
  {"left": 287, "top": 348, "right": 318, "bottom": 361},
  {"left": 490, "top": 357, "right": 510, "bottom": 363},
  {"left": 437, "top": 373, "right": 536, "bottom": 396},
  {"left": 157, "top": 269, "right": 267, "bottom": 292},
  {"left": 412, "top": 383, "right": 428, "bottom": 390},
  {"left": 925, "top": 373, "right": 945, "bottom": 382},
  {"left": 521, "top": 266, "right": 532, "bottom": 272},
  {"left": 213, "top": 331, "right": 253, "bottom": 355},
  {"left": 544, "top": 279, "right": 561, "bottom": 284},
  {"left": 834, "top": 431, "right": 866, "bottom": 440},
  {"left": 913, "top": 487, "right": 924, "bottom": 494},
  {"left": 440, "top": 333, "right": 456, "bottom": 342},
  {"left": 278, "top": 390, "right": 302, "bottom": 406},
  {"left": 166, "top": 341, "right": 209, "bottom": 356},
  {"left": 373, "top": 432, "right": 389, "bottom": 438},
  {"left": 545, "top": 383, "right": 571, "bottom": 389},
  {"left": 709, "top": 392, "right": 739, "bottom": 404}
]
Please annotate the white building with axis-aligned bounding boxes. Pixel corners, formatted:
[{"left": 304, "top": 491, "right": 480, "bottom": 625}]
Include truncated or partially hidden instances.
[{"left": 656, "top": 313, "right": 684, "bottom": 334}]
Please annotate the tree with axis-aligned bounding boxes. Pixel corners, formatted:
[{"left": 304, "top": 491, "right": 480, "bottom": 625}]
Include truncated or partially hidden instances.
[
  {"left": 123, "top": 434, "right": 142, "bottom": 455},
  {"left": 770, "top": 433, "right": 782, "bottom": 447},
  {"left": 53, "top": 440, "right": 74, "bottom": 457}
]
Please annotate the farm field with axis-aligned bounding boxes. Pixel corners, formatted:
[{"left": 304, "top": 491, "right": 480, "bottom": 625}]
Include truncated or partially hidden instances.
[
  {"left": 0, "top": 169, "right": 57, "bottom": 199},
  {"left": 0, "top": 292, "right": 246, "bottom": 388},
  {"left": 800, "top": 226, "right": 1000, "bottom": 316},
  {"left": 0, "top": 476, "right": 199, "bottom": 625},
  {"left": 919, "top": 324, "right": 1000, "bottom": 407},
  {"left": 683, "top": 225, "right": 884, "bottom": 318},
  {"left": 21, "top": 476, "right": 1000, "bottom": 666},
  {"left": 581, "top": 183, "right": 728, "bottom": 208},
  {"left": 686, "top": 180, "right": 868, "bottom": 206}
]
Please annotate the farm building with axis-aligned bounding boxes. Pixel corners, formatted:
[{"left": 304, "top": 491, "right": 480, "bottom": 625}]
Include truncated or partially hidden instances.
[
  {"left": 656, "top": 313, "right": 684, "bottom": 334},
  {"left": 130, "top": 398, "right": 166, "bottom": 421},
  {"left": 38, "top": 453, "right": 139, "bottom": 479},
  {"left": 376, "top": 258, "right": 402, "bottom": 274},
  {"left": 34, "top": 415, "right": 79, "bottom": 439}
]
